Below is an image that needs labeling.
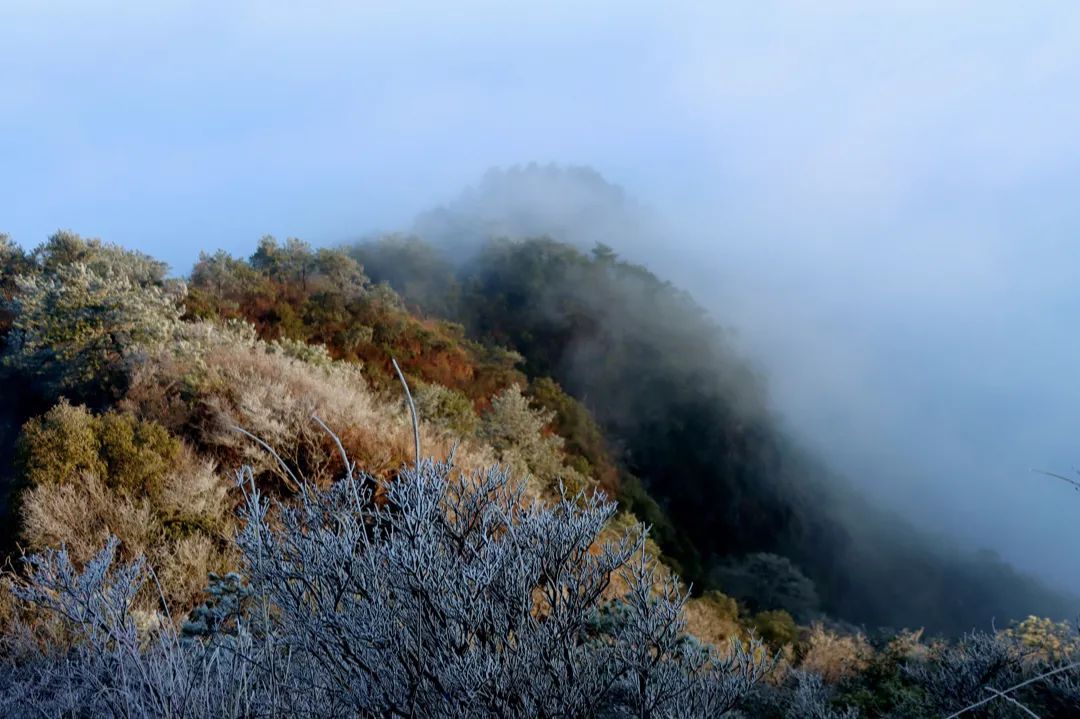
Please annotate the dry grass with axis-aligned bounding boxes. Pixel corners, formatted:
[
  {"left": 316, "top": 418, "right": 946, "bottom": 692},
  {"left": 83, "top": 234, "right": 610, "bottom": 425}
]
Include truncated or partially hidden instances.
[
  {"left": 156, "top": 533, "right": 224, "bottom": 609},
  {"left": 18, "top": 443, "right": 235, "bottom": 611},
  {"left": 21, "top": 472, "right": 161, "bottom": 563},
  {"left": 155, "top": 447, "right": 229, "bottom": 527},
  {"left": 123, "top": 322, "right": 494, "bottom": 488},
  {"left": 886, "top": 628, "right": 930, "bottom": 662}
]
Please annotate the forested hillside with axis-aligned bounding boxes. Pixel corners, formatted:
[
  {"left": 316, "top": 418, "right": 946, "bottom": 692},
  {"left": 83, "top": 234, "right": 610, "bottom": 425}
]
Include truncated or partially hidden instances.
[
  {"left": 348, "top": 232, "right": 1074, "bottom": 635},
  {"left": 1, "top": 229, "right": 1079, "bottom": 716}
]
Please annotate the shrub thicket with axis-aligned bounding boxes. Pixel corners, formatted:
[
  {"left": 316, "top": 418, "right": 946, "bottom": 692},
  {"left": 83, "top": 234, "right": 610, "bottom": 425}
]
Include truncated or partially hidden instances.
[
  {"left": 0, "top": 458, "right": 774, "bottom": 718},
  {"left": 14, "top": 401, "right": 231, "bottom": 608}
]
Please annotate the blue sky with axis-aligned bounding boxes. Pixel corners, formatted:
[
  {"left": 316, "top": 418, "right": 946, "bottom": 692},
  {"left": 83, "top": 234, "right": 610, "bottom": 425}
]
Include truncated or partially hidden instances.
[{"left": 5, "top": 1, "right": 1080, "bottom": 591}]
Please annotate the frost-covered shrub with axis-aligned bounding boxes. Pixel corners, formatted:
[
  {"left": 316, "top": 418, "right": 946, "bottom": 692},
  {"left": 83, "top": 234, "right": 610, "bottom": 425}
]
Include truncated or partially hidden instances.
[
  {"left": 0, "top": 456, "right": 774, "bottom": 718},
  {"left": 481, "top": 383, "right": 589, "bottom": 494},
  {"left": 0, "top": 538, "right": 281, "bottom": 719},
  {"left": 786, "top": 672, "right": 860, "bottom": 719},
  {"left": 1042, "top": 670, "right": 1080, "bottom": 717},
  {"left": 0, "top": 235, "right": 32, "bottom": 337},
  {"left": 743, "top": 670, "right": 860, "bottom": 719},
  {"left": 266, "top": 335, "right": 335, "bottom": 367},
  {"left": 902, "top": 631, "right": 1027, "bottom": 717},
  {"left": 3, "top": 258, "right": 181, "bottom": 400},
  {"left": 180, "top": 572, "right": 253, "bottom": 641}
]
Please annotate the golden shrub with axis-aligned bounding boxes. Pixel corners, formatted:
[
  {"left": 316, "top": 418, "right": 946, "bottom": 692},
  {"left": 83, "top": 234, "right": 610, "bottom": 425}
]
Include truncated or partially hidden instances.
[
  {"left": 1005, "top": 615, "right": 1080, "bottom": 664},
  {"left": 798, "top": 623, "right": 874, "bottom": 683},
  {"left": 684, "top": 590, "right": 744, "bottom": 648},
  {"left": 16, "top": 400, "right": 104, "bottom": 488}
]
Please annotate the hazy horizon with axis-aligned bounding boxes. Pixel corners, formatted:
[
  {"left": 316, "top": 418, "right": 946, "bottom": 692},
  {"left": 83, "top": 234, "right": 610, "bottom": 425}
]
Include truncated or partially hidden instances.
[{"left": 4, "top": 2, "right": 1080, "bottom": 596}]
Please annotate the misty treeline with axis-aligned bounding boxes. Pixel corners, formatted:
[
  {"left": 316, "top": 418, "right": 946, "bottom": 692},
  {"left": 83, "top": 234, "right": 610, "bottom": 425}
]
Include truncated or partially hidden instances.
[
  {"left": 1, "top": 228, "right": 1080, "bottom": 716},
  {"left": 348, "top": 232, "right": 1074, "bottom": 635}
]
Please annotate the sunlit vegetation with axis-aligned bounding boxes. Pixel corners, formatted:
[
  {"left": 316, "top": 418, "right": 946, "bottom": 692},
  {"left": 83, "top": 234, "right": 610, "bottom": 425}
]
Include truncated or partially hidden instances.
[
  {"left": 0, "top": 229, "right": 1077, "bottom": 716},
  {"left": 186, "top": 236, "right": 523, "bottom": 399}
]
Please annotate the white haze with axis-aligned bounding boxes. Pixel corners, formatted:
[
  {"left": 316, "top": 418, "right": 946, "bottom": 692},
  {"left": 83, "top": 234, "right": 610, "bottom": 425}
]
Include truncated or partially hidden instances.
[{"left": 3, "top": 2, "right": 1080, "bottom": 591}]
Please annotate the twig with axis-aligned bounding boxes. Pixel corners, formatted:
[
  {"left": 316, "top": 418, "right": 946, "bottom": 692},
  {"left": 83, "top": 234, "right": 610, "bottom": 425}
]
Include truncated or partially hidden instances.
[
  {"left": 946, "top": 661, "right": 1080, "bottom": 718},
  {"left": 232, "top": 426, "right": 302, "bottom": 491},
  {"left": 390, "top": 356, "right": 424, "bottom": 703},
  {"left": 982, "top": 686, "right": 1040, "bottom": 718},
  {"left": 144, "top": 563, "right": 174, "bottom": 627},
  {"left": 391, "top": 357, "right": 421, "bottom": 469},
  {"left": 1033, "top": 469, "right": 1080, "bottom": 491},
  {"left": 312, "top": 414, "right": 353, "bottom": 482},
  {"left": 312, "top": 413, "right": 364, "bottom": 511}
]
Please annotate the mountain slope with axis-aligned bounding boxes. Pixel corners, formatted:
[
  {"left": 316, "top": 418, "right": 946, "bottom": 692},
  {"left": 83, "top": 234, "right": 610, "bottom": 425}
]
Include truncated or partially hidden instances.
[{"left": 348, "top": 168, "right": 1076, "bottom": 633}]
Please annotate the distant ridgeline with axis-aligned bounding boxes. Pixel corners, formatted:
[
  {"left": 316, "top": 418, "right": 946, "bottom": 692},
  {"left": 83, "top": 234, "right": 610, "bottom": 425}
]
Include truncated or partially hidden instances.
[{"left": 0, "top": 227, "right": 1073, "bottom": 640}]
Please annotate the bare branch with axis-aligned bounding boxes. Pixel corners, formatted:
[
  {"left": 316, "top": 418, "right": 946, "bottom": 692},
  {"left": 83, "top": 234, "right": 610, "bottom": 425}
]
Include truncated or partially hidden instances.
[{"left": 391, "top": 357, "right": 421, "bottom": 469}]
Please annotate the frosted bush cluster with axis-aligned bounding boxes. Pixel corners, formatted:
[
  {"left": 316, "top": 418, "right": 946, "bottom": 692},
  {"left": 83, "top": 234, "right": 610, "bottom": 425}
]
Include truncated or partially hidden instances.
[{"left": 0, "top": 457, "right": 773, "bottom": 718}]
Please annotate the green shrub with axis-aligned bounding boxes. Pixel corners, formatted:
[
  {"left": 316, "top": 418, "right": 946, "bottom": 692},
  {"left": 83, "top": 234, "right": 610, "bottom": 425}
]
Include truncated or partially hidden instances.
[
  {"left": 480, "top": 384, "right": 588, "bottom": 493},
  {"left": 752, "top": 609, "right": 799, "bottom": 649},
  {"left": 699, "top": 590, "right": 741, "bottom": 624},
  {"left": 96, "top": 411, "right": 181, "bottom": 496},
  {"left": 15, "top": 400, "right": 104, "bottom": 488},
  {"left": 17, "top": 401, "right": 180, "bottom": 498},
  {"left": 15, "top": 400, "right": 229, "bottom": 609},
  {"left": 413, "top": 382, "right": 479, "bottom": 437}
]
